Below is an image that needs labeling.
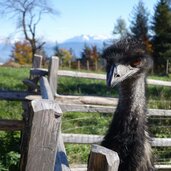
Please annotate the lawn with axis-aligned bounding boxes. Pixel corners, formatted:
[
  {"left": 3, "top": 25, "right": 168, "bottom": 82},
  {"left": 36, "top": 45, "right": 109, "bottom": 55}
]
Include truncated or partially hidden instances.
[{"left": 0, "top": 66, "right": 171, "bottom": 169}]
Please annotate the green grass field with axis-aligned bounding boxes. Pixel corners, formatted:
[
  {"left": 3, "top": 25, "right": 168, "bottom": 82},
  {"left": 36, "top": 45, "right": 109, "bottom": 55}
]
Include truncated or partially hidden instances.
[{"left": 0, "top": 66, "right": 171, "bottom": 169}]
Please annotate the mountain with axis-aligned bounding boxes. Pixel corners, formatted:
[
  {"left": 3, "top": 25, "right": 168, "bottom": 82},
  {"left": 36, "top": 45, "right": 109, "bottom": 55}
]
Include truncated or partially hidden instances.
[
  {"left": 53, "top": 35, "right": 112, "bottom": 58},
  {"left": 0, "top": 35, "right": 112, "bottom": 63},
  {"left": 0, "top": 43, "right": 12, "bottom": 63}
]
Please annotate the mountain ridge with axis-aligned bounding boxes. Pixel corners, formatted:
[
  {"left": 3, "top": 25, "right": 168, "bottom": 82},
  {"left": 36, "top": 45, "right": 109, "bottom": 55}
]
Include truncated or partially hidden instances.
[{"left": 0, "top": 34, "right": 112, "bottom": 63}]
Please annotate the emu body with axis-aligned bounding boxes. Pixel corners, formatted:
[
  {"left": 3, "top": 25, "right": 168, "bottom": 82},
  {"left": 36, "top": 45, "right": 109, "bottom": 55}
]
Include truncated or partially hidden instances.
[{"left": 101, "top": 38, "right": 154, "bottom": 171}]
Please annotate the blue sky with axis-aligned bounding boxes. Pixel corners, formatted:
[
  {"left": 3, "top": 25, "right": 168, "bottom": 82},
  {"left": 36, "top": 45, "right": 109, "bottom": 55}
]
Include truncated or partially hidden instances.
[{"left": 0, "top": 0, "right": 157, "bottom": 43}]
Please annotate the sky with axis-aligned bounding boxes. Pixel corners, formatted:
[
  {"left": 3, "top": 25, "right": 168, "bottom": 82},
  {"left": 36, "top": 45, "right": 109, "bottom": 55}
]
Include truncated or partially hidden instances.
[{"left": 0, "top": 0, "right": 157, "bottom": 43}]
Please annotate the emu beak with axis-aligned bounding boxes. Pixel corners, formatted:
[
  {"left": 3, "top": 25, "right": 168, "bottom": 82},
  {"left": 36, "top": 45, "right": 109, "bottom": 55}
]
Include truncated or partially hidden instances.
[
  {"left": 106, "top": 64, "right": 139, "bottom": 87},
  {"left": 107, "top": 64, "right": 117, "bottom": 87},
  {"left": 107, "top": 64, "right": 121, "bottom": 87}
]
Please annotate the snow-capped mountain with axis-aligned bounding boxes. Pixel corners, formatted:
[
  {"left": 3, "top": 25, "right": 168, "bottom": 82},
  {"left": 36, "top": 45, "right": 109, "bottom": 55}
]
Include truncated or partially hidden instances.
[
  {"left": 0, "top": 34, "right": 112, "bottom": 63},
  {"left": 55, "top": 34, "right": 112, "bottom": 58},
  {"left": 63, "top": 34, "right": 111, "bottom": 43}
]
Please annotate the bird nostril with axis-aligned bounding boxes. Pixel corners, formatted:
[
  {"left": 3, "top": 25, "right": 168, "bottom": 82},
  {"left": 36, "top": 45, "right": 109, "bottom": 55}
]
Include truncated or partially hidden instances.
[{"left": 114, "top": 74, "right": 120, "bottom": 77}]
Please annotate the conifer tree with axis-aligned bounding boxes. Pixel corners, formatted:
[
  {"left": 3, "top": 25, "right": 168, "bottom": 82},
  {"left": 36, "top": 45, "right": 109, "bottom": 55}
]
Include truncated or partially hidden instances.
[
  {"left": 113, "top": 17, "right": 128, "bottom": 38},
  {"left": 152, "top": 0, "right": 171, "bottom": 74},
  {"left": 130, "top": 0, "right": 149, "bottom": 41}
]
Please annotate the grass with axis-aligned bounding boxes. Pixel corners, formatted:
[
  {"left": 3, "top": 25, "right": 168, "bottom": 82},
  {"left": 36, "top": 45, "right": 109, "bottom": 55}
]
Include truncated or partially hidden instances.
[{"left": 0, "top": 66, "right": 171, "bottom": 166}]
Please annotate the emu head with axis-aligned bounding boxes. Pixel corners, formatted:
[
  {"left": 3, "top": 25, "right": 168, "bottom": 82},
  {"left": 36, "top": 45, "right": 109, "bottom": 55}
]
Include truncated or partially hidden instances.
[{"left": 102, "top": 37, "right": 153, "bottom": 87}]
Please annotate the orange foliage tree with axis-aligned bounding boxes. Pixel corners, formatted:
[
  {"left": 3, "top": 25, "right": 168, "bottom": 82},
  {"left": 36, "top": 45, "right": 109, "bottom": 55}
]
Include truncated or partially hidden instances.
[{"left": 11, "top": 41, "right": 33, "bottom": 65}]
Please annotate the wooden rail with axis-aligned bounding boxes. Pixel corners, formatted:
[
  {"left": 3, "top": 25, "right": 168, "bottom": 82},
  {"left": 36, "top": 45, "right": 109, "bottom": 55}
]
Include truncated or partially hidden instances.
[
  {"left": 30, "top": 68, "right": 171, "bottom": 87},
  {"left": 62, "top": 133, "right": 171, "bottom": 147}
]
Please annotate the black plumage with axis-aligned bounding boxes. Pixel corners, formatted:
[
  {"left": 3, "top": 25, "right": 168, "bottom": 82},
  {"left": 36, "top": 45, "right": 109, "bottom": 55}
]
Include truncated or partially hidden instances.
[{"left": 101, "top": 37, "right": 154, "bottom": 171}]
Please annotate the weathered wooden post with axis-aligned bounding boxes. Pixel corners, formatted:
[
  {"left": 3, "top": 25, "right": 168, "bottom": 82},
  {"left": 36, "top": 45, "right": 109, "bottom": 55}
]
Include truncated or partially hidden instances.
[
  {"left": 39, "top": 74, "right": 70, "bottom": 171},
  {"left": 25, "top": 99, "right": 62, "bottom": 171},
  {"left": 88, "top": 144, "right": 120, "bottom": 171},
  {"left": 32, "top": 54, "right": 42, "bottom": 68},
  {"left": 77, "top": 60, "right": 80, "bottom": 70},
  {"left": 48, "top": 56, "right": 59, "bottom": 96}
]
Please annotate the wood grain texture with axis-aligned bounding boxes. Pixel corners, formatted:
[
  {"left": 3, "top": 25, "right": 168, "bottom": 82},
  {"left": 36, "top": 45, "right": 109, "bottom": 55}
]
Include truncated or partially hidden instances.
[
  {"left": 48, "top": 56, "right": 59, "bottom": 96},
  {"left": 88, "top": 144, "right": 120, "bottom": 171},
  {"left": 25, "top": 99, "right": 62, "bottom": 171}
]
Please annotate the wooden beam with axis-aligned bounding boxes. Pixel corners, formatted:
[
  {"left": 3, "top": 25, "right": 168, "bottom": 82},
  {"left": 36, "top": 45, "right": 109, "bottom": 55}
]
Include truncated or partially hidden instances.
[
  {"left": 87, "top": 144, "right": 120, "bottom": 171},
  {"left": 58, "top": 70, "right": 105, "bottom": 80},
  {"left": 55, "top": 94, "right": 118, "bottom": 106},
  {"left": 48, "top": 56, "right": 59, "bottom": 96},
  {"left": 32, "top": 54, "right": 42, "bottom": 68},
  {"left": 30, "top": 68, "right": 48, "bottom": 77},
  {"left": 25, "top": 99, "right": 67, "bottom": 171},
  {"left": 62, "top": 133, "right": 171, "bottom": 147},
  {"left": 0, "top": 90, "right": 37, "bottom": 101},
  {"left": 39, "top": 76, "right": 54, "bottom": 100},
  {"left": 57, "top": 70, "right": 171, "bottom": 87},
  {"left": 58, "top": 102, "right": 171, "bottom": 117},
  {"left": 0, "top": 119, "right": 24, "bottom": 131},
  {"left": 70, "top": 164, "right": 171, "bottom": 171}
]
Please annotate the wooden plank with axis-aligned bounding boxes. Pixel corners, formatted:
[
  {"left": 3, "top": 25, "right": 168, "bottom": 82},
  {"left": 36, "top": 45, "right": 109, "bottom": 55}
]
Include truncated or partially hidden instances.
[
  {"left": 87, "top": 144, "right": 120, "bottom": 171},
  {"left": 0, "top": 119, "right": 24, "bottom": 131},
  {"left": 59, "top": 103, "right": 115, "bottom": 114},
  {"left": 147, "top": 79, "right": 171, "bottom": 87},
  {"left": 58, "top": 103, "right": 171, "bottom": 117},
  {"left": 55, "top": 94, "right": 118, "bottom": 106},
  {"left": 62, "top": 134, "right": 103, "bottom": 144},
  {"left": 30, "top": 68, "right": 48, "bottom": 76},
  {"left": 32, "top": 54, "right": 42, "bottom": 68},
  {"left": 70, "top": 164, "right": 171, "bottom": 171},
  {"left": 25, "top": 99, "right": 63, "bottom": 171},
  {"left": 40, "top": 75, "right": 70, "bottom": 171},
  {"left": 62, "top": 134, "right": 171, "bottom": 147},
  {"left": 71, "top": 164, "right": 171, "bottom": 171},
  {"left": 57, "top": 70, "right": 171, "bottom": 87},
  {"left": 58, "top": 70, "right": 105, "bottom": 80},
  {"left": 54, "top": 131, "right": 71, "bottom": 171},
  {"left": 0, "top": 90, "right": 36, "bottom": 101},
  {"left": 39, "top": 76, "right": 54, "bottom": 100},
  {"left": 48, "top": 56, "right": 59, "bottom": 96},
  {"left": 155, "top": 165, "right": 171, "bottom": 171}
]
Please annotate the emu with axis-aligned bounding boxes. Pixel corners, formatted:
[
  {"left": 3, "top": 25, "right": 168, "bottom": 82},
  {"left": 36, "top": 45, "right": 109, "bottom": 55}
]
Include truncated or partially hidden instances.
[{"left": 101, "top": 37, "right": 155, "bottom": 171}]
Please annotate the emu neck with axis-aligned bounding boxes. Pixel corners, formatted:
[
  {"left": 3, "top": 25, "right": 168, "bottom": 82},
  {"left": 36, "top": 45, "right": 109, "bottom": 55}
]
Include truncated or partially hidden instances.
[{"left": 118, "top": 73, "right": 146, "bottom": 117}]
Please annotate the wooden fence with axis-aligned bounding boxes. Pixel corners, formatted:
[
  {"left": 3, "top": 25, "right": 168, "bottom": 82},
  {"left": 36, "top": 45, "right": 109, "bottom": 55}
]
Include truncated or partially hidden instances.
[{"left": 0, "top": 55, "right": 171, "bottom": 171}]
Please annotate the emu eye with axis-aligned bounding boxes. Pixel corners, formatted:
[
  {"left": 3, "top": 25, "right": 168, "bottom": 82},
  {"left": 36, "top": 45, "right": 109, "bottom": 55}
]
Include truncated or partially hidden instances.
[{"left": 130, "top": 59, "right": 142, "bottom": 67}]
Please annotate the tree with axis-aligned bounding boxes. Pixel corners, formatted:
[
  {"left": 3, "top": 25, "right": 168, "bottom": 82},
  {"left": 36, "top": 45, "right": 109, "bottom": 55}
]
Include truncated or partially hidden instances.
[
  {"left": 130, "top": 1, "right": 149, "bottom": 41},
  {"left": 152, "top": 0, "right": 171, "bottom": 74},
  {"left": 113, "top": 17, "right": 128, "bottom": 38},
  {"left": 11, "top": 41, "right": 32, "bottom": 65},
  {"left": 0, "top": 0, "right": 58, "bottom": 63},
  {"left": 53, "top": 44, "right": 72, "bottom": 67},
  {"left": 81, "top": 44, "right": 92, "bottom": 70},
  {"left": 81, "top": 44, "right": 101, "bottom": 70},
  {"left": 91, "top": 45, "right": 101, "bottom": 70}
]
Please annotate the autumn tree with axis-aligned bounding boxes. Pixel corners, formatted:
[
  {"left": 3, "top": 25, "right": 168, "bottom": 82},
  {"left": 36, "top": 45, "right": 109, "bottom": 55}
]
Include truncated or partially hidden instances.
[
  {"left": 152, "top": 0, "right": 171, "bottom": 74},
  {"left": 54, "top": 45, "right": 72, "bottom": 68},
  {"left": 11, "top": 41, "right": 32, "bottom": 65},
  {"left": 81, "top": 44, "right": 101, "bottom": 70},
  {"left": 0, "top": 0, "right": 58, "bottom": 63}
]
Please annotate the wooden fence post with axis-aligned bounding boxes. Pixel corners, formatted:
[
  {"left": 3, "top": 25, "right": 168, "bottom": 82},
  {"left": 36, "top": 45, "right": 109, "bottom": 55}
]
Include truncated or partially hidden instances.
[
  {"left": 39, "top": 76, "right": 70, "bottom": 171},
  {"left": 25, "top": 99, "right": 62, "bottom": 171},
  {"left": 48, "top": 56, "right": 59, "bottom": 96},
  {"left": 88, "top": 144, "right": 120, "bottom": 171},
  {"left": 32, "top": 54, "right": 42, "bottom": 68}
]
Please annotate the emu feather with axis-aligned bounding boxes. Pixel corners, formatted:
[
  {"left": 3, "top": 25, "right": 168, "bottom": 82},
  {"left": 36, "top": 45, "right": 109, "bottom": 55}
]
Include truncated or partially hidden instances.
[{"left": 101, "top": 37, "right": 154, "bottom": 171}]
